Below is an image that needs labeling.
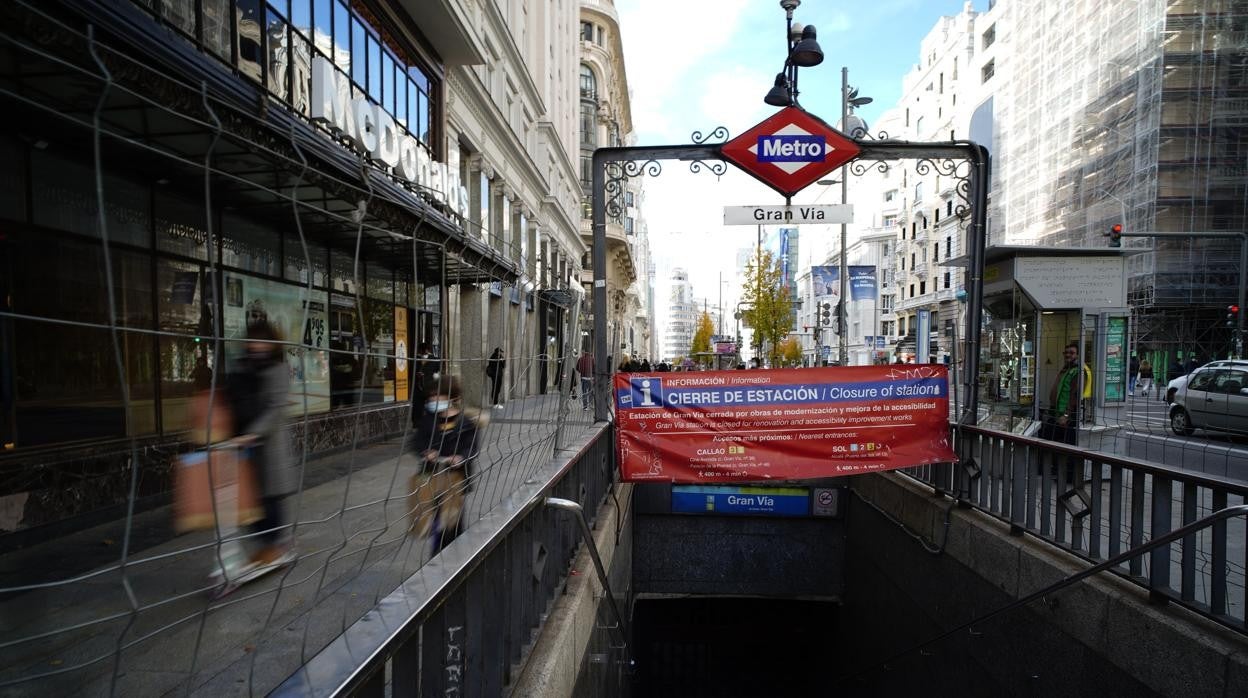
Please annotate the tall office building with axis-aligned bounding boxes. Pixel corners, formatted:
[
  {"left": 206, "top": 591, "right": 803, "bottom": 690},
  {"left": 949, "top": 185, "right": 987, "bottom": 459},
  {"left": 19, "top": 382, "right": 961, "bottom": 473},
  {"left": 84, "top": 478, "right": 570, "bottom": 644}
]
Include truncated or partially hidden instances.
[{"left": 663, "top": 268, "right": 696, "bottom": 361}]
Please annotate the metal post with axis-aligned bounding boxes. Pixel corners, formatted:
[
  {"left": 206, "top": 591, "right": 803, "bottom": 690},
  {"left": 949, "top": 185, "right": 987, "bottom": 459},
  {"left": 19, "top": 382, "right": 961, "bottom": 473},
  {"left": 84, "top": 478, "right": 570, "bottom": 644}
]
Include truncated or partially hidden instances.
[
  {"left": 1240, "top": 234, "right": 1246, "bottom": 359},
  {"left": 839, "top": 66, "right": 849, "bottom": 366},
  {"left": 591, "top": 156, "right": 609, "bottom": 422},
  {"left": 964, "top": 144, "right": 991, "bottom": 425},
  {"left": 757, "top": 223, "right": 763, "bottom": 365}
]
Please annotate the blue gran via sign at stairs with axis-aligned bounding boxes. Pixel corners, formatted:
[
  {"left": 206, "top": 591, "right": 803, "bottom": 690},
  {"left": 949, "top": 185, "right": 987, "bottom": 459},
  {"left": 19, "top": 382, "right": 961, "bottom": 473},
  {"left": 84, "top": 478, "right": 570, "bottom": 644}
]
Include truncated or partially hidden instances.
[{"left": 671, "top": 485, "right": 810, "bottom": 516}]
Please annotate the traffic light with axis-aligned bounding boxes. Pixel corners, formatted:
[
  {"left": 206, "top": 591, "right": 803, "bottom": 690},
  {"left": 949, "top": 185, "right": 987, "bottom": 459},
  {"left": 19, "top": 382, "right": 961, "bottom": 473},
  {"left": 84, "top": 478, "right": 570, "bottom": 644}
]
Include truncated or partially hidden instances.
[
  {"left": 1108, "top": 223, "right": 1122, "bottom": 248},
  {"left": 1228, "top": 305, "right": 1240, "bottom": 327},
  {"left": 820, "top": 302, "right": 831, "bottom": 326}
]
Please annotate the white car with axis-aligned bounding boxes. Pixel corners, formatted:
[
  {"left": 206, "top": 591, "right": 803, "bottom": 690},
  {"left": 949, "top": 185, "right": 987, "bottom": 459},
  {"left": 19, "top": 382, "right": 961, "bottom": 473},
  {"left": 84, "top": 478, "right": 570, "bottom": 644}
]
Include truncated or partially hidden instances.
[
  {"left": 1165, "top": 360, "right": 1234, "bottom": 403},
  {"left": 1168, "top": 360, "right": 1248, "bottom": 436}
]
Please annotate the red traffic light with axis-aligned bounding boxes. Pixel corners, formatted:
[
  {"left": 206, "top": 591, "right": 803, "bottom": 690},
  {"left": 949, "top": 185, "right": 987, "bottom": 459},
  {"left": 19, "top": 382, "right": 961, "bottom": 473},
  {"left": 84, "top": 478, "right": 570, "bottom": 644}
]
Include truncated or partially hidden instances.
[
  {"left": 1111, "top": 224, "right": 1123, "bottom": 234},
  {"left": 1230, "top": 305, "right": 1240, "bottom": 314}
]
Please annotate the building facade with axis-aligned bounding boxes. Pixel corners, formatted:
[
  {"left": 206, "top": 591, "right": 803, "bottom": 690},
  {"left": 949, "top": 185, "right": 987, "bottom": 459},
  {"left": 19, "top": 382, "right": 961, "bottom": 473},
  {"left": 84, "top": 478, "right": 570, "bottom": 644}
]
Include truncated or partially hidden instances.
[
  {"left": 577, "top": 0, "right": 642, "bottom": 362},
  {"left": 0, "top": 0, "right": 588, "bottom": 543},
  {"left": 664, "top": 268, "right": 696, "bottom": 361}
]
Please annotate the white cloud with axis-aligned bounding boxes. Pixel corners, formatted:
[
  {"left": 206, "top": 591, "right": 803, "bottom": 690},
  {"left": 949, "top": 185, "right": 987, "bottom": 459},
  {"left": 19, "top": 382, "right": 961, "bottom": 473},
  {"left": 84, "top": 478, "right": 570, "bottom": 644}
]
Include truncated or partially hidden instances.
[{"left": 616, "top": 0, "right": 755, "bottom": 142}]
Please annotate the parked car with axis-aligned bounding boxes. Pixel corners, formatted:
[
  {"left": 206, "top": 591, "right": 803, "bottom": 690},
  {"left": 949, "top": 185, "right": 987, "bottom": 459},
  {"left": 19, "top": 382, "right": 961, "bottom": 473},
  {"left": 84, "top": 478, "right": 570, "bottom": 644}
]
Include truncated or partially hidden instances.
[{"left": 1168, "top": 360, "right": 1248, "bottom": 436}]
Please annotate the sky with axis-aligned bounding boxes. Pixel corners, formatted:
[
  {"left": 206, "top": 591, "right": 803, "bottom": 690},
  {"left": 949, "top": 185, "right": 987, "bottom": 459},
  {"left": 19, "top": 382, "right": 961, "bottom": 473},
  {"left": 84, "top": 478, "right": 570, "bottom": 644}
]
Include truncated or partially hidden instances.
[{"left": 614, "top": 0, "right": 983, "bottom": 353}]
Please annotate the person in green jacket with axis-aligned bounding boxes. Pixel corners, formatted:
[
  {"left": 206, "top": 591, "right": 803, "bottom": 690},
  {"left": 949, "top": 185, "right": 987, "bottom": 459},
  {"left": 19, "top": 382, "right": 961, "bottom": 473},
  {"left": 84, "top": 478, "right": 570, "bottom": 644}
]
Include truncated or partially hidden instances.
[{"left": 1042, "top": 342, "right": 1083, "bottom": 446}]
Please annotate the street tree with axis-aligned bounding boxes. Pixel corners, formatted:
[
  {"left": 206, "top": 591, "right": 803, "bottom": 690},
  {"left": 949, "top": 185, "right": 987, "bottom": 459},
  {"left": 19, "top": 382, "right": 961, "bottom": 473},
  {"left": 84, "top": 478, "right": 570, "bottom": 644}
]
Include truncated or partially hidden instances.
[
  {"left": 690, "top": 311, "right": 715, "bottom": 366},
  {"left": 779, "top": 336, "right": 803, "bottom": 367},
  {"left": 741, "top": 249, "right": 793, "bottom": 367}
]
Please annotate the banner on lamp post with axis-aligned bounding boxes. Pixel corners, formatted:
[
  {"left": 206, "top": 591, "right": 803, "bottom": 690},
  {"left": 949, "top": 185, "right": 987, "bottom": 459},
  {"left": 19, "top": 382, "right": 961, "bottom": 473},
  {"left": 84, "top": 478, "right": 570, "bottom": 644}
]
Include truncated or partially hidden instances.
[
  {"left": 848, "top": 266, "right": 877, "bottom": 300},
  {"left": 811, "top": 266, "right": 839, "bottom": 298}
]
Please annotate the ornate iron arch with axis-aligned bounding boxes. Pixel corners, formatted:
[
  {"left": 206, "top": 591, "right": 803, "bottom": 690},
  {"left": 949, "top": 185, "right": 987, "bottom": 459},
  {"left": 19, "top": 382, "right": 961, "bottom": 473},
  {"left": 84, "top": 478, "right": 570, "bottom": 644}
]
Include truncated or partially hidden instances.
[{"left": 589, "top": 127, "right": 990, "bottom": 429}]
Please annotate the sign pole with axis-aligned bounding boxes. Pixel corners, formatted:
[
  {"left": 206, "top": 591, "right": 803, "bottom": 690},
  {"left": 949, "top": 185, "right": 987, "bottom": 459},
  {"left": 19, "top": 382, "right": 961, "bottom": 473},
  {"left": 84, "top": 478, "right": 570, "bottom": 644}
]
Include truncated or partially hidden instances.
[{"left": 839, "top": 66, "right": 850, "bottom": 366}]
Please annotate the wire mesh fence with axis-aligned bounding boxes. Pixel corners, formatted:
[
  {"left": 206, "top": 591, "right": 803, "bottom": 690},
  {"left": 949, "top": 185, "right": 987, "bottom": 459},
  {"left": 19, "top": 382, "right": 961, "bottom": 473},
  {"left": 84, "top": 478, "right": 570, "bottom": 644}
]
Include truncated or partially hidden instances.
[{"left": 0, "top": 3, "right": 596, "bottom": 694}]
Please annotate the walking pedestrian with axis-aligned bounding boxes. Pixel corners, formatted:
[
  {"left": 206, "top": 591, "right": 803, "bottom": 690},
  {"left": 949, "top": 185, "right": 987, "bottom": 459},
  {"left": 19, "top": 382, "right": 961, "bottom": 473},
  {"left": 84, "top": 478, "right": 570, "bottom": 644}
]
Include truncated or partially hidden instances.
[
  {"left": 1128, "top": 355, "right": 1139, "bottom": 397},
  {"left": 486, "top": 347, "right": 505, "bottom": 409},
  {"left": 408, "top": 375, "right": 483, "bottom": 555},
  {"left": 227, "top": 321, "right": 297, "bottom": 567},
  {"left": 576, "top": 350, "right": 594, "bottom": 411},
  {"left": 1137, "top": 357, "right": 1154, "bottom": 397}
]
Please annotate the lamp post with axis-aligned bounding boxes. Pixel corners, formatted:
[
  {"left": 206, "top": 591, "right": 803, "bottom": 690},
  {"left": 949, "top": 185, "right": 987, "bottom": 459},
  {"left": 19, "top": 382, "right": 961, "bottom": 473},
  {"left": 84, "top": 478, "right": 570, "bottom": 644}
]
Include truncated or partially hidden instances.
[
  {"left": 762, "top": 1, "right": 824, "bottom": 109},
  {"left": 837, "top": 68, "right": 873, "bottom": 365}
]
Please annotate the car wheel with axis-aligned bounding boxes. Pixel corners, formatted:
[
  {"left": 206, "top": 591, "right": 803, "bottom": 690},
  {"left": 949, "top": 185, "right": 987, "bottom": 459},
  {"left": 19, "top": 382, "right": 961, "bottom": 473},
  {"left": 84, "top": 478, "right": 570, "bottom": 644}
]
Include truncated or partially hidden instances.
[{"left": 1171, "top": 408, "right": 1195, "bottom": 436}]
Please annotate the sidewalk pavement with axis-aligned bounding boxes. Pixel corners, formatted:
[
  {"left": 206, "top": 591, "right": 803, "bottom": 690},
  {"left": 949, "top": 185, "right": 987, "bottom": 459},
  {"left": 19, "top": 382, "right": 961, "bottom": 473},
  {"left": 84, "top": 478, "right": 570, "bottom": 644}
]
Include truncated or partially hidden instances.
[{"left": 0, "top": 393, "right": 593, "bottom": 697}]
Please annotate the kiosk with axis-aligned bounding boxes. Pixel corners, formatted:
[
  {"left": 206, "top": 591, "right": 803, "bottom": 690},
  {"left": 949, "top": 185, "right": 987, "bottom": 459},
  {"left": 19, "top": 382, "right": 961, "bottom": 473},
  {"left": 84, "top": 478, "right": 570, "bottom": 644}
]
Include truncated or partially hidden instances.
[{"left": 951, "top": 246, "right": 1129, "bottom": 436}]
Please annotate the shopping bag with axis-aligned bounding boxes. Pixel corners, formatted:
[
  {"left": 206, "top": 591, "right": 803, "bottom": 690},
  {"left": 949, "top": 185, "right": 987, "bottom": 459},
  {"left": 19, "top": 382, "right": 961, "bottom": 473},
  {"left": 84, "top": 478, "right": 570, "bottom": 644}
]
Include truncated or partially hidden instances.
[
  {"left": 408, "top": 467, "right": 466, "bottom": 538},
  {"left": 186, "top": 388, "right": 234, "bottom": 447},
  {"left": 174, "top": 445, "right": 264, "bottom": 532}
]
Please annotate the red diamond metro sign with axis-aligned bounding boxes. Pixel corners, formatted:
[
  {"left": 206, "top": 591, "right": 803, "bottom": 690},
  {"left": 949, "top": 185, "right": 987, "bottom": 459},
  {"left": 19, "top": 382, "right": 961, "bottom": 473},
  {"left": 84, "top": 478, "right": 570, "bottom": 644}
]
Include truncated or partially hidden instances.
[{"left": 720, "top": 106, "right": 861, "bottom": 198}]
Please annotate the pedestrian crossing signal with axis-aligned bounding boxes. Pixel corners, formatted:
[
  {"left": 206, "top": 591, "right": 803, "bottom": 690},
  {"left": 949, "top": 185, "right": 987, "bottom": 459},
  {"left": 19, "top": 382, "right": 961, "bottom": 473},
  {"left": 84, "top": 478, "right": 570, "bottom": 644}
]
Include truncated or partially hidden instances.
[{"left": 1108, "top": 223, "right": 1122, "bottom": 248}]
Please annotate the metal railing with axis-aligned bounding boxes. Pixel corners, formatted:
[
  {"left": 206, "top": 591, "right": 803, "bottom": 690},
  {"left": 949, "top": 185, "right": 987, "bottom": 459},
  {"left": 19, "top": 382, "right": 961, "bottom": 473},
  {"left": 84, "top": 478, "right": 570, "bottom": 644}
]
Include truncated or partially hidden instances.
[
  {"left": 273, "top": 423, "right": 620, "bottom": 697},
  {"left": 909, "top": 424, "right": 1248, "bottom": 633}
]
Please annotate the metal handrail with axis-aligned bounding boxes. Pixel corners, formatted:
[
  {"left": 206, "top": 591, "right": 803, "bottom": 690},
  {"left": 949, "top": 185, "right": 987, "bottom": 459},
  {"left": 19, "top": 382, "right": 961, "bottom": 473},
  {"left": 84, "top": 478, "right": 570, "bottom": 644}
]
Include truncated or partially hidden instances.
[
  {"left": 545, "top": 498, "right": 631, "bottom": 649},
  {"left": 843, "top": 504, "right": 1248, "bottom": 680},
  {"left": 910, "top": 422, "right": 1248, "bottom": 634},
  {"left": 958, "top": 423, "right": 1248, "bottom": 494}
]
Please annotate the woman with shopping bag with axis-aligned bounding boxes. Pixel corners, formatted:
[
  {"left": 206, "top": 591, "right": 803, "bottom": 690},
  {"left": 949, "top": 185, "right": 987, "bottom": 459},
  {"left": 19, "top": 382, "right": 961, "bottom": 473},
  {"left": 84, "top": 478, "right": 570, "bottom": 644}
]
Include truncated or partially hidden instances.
[{"left": 408, "top": 375, "right": 485, "bottom": 555}]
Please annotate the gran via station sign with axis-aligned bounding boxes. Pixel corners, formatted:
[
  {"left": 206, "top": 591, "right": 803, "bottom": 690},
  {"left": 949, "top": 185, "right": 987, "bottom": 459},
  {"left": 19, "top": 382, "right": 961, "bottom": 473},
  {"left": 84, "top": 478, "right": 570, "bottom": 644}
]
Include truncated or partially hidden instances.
[{"left": 309, "top": 57, "right": 469, "bottom": 217}]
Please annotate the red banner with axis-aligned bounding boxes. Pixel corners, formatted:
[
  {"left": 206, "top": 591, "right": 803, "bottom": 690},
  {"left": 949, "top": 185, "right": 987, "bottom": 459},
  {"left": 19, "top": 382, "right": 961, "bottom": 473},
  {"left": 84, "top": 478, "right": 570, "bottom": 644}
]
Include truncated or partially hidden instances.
[{"left": 615, "top": 365, "right": 956, "bottom": 483}]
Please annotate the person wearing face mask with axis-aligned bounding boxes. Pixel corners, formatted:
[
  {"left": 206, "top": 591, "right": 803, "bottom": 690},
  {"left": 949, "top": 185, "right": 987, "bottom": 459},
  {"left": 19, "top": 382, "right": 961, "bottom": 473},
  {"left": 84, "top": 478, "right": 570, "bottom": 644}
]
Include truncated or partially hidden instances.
[
  {"left": 408, "top": 375, "right": 484, "bottom": 554},
  {"left": 227, "top": 321, "right": 297, "bottom": 569}
]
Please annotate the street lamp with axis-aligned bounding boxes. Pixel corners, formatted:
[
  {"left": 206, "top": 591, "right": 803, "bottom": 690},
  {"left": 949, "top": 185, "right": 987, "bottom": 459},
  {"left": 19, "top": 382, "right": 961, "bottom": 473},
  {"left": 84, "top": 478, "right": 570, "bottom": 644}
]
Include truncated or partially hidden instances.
[
  {"left": 762, "top": 0, "right": 824, "bottom": 108},
  {"left": 836, "top": 69, "right": 872, "bottom": 365}
]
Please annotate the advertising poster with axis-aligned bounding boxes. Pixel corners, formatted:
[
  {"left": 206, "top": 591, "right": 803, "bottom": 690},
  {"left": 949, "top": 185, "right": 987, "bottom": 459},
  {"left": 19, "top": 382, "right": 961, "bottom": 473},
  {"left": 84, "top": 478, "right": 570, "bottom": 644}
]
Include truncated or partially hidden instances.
[
  {"left": 848, "top": 266, "right": 877, "bottom": 300},
  {"left": 811, "top": 266, "right": 838, "bottom": 298},
  {"left": 395, "top": 307, "right": 409, "bottom": 402},
  {"left": 1105, "top": 316, "right": 1126, "bottom": 402},
  {"left": 223, "top": 274, "right": 331, "bottom": 414},
  {"left": 615, "top": 365, "right": 956, "bottom": 483}
]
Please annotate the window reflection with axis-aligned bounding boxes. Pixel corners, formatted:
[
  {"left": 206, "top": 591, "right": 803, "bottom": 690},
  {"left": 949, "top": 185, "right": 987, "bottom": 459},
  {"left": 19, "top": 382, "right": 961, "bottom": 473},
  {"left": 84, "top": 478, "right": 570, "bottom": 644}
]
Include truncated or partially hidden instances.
[
  {"left": 334, "top": 0, "right": 350, "bottom": 71},
  {"left": 202, "top": 0, "right": 232, "bottom": 59},
  {"left": 267, "top": 7, "right": 289, "bottom": 101},
  {"left": 367, "top": 33, "right": 381, "bottom": 99},
  {"left": 351, "top": 17, "right": 366, "bottom": 85},
  {"left": 236, "top": 0, "right": 264, "bottom": 82}
]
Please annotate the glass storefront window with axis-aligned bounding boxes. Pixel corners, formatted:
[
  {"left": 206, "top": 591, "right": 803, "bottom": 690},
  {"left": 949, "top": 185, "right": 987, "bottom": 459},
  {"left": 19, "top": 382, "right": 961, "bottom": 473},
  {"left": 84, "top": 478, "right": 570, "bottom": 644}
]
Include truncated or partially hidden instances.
[
  {"left": 31, "top": 150, "right": 151, "bottom": 249},
  {"left": 328, "top": 293, "right": 362, "bottom": 407},
  {"left": 158, "top": 258, "right": 214, "bottom": 434},
  {"left": 330, "top": 249, "right": 360, "bottom": 295},
  {"left": 9, "top": 235, "right": 155, "bottom": 446},
  {"left": 978, "top": 286, "right": 1037, "bottom": 434},
  {"left": 155, "top": 189, "right": 211, "bottom": 260},
  {"left": 0, "top": 138, "right": 24, "bottom": 222},
  {"left": 284, "top": 233, "right": 327, "bottom": 286},
  {"left": 363, "top": 298, "right": 395, "bottom": 403},
  {"left": 221, "top": 212, "right": 281, "bottom": 276},
  {"left": 222, "top": 273, "right": 331, "bottom": 414},
  {"left": 366, "top": 262, "right": 394, "bottom": 301}
]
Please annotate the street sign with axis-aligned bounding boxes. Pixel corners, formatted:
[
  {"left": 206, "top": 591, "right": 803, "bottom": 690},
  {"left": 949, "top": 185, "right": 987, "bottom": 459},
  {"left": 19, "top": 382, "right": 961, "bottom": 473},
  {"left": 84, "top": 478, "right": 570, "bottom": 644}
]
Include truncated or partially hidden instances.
[
  {"left": 821, "top": 345, "right": 832, "bottom": 357},
  {"left": 723, "top": 204, "right": 854, "bottom": 225},
  {"left": 720, "top": 106, "right": 861, "bottom": 198}
]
